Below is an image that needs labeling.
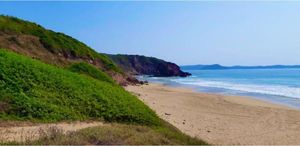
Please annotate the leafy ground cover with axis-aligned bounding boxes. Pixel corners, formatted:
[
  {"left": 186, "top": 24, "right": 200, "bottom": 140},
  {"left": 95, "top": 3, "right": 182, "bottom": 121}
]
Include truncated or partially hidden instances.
[
  {"left": 68, "top": 62, "right": 115, "bottom": 84},
  {"left": 0, "top": 49, "right": 158, "bottom": 125}
]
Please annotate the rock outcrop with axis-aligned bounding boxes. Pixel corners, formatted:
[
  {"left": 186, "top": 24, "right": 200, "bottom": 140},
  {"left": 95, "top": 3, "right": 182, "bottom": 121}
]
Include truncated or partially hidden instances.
[{"left": 108, "top": 54, "right": 191, "bottom": 77}]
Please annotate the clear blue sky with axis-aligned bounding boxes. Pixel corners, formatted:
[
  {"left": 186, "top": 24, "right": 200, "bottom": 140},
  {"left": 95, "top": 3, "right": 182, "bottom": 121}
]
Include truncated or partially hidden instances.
[{"left": 0, "top": 1, "right": 299, "bottom": 66}]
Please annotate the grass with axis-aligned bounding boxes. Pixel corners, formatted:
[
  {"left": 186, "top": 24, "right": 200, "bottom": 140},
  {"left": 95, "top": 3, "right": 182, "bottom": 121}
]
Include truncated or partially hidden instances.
[
  {"left": 12, "top": 121, "right": 206, "bottom": 145},
  {"left": 68, "top": 62, "right": 115, "bottom": 84},
  {"left": 0, "top": 49, "right": 158, "bottom": 125},
  {"left": 0, "top": 15, "right": 121, "bottom": 73}
]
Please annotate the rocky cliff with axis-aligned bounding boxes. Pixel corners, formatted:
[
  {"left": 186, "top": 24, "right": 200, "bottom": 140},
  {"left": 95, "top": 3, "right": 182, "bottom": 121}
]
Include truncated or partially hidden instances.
[{"left": 108, "top": 54, "right": 191, "bottom": 77}]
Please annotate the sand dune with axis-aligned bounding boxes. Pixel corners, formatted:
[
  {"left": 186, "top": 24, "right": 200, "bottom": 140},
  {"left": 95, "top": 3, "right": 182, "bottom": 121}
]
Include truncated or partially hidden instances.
[{"left": 126, "top": 83, "right": 300, "bottom": 145}]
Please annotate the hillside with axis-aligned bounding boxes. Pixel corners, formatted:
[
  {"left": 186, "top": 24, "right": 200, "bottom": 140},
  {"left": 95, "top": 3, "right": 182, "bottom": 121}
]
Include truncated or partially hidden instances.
[
  {"left": 108, "top": 54, "right": 191, "bottom": 77},
  {"left": 181, "top": 64, "right": 300, "bottom": 70},
  {"left": 0, "top": 15, "right": 137, "bottom": 85},
  {"left": 0, "top": 15, "right": 206, "bottom": 144},
  {"left": 0, "top": 49, "right": 158, "bottom": 124},
  {"left": 181, "top": 64, "right": 227, "bottom": 70},
  {"left": 0, "top": 49, "right": 206, "bottom": 145}
]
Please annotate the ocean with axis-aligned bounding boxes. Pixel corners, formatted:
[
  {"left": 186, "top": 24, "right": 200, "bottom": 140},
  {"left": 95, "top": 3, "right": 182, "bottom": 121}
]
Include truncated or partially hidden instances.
[{"left": 137, "top": 68, "right": 300, "bottom": 109}]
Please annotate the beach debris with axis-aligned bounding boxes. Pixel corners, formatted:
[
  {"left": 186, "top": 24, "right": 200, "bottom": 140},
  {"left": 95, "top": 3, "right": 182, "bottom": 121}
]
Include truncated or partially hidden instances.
[
  {"left": 165, "top": 113, "right": 171, "bottom": 116},
  {"left": 183, "top": 121, "right": 185, "bottom": 125},
  {"left": 207, "top": 130, "right": 211, "bottom": 133}
]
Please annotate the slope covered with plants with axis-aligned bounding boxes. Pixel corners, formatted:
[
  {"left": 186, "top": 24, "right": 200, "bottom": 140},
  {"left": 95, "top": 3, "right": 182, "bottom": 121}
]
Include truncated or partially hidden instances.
[
  {"left": 0, "top": 15, "right": 137, "bottom": 85},
  {"left": 0, "top": 49, "right": 158, "bottom": 125},
  {"left": 0, "top": 16, "right": 207, "bottom": 144},
  {"left": 68, "top": 62, "right": 115, "bottom": 84}
]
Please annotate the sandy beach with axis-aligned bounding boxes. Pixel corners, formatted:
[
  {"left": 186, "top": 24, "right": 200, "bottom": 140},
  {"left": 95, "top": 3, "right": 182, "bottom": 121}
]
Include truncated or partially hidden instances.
[{"left": 126, "top": 83, "right": 300, "bottom": 145}]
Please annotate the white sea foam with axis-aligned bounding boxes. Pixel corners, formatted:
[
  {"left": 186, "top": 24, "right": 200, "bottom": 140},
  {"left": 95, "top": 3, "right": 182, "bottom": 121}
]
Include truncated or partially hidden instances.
[{"left": 172, "top": 78, "right": 300, "bottom": 99}]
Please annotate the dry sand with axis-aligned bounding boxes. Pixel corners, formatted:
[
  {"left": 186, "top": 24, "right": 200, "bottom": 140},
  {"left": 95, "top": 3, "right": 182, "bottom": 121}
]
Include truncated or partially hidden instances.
[
  {"left": 0, "top": 121, "right": 104, "bottom": 143},
  {"left": 126, "top": 83, "right": 300, "bottom": 145}
]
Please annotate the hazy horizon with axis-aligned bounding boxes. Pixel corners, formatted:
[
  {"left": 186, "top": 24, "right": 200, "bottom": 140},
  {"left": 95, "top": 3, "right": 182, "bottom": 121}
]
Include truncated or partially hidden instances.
[
  {"left": 179, "top": 63, "right": 300, "bottom": 67},
  {"left": 1, "top": 1, "right": 299, "bottom": 66}
]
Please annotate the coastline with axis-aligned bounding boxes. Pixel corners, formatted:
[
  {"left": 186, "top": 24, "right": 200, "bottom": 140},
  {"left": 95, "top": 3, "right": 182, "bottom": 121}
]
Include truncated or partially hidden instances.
[{"left": 126, "top": 83, "right": 300, "bottom": 144}]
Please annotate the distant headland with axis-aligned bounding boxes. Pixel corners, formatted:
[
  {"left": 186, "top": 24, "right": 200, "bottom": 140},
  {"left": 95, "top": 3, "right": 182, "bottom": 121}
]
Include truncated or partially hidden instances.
[{"left": 181, "top": 64, "right": 300, "bottom": 70}]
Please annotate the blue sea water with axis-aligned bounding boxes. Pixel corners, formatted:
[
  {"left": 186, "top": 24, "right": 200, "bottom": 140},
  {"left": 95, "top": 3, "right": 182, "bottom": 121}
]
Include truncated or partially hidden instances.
[{"left": 137, "top": 69, "right": 300, "bottom": 109}]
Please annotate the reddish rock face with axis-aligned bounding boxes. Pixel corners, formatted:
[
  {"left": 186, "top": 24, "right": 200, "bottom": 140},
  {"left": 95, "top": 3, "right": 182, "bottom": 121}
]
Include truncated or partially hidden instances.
[{"left": 108, "top": 54, "right": 191, "bottom": 77}]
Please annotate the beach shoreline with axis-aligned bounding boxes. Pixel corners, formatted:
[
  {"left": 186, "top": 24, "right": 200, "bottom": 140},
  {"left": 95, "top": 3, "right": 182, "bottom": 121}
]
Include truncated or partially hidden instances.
[{"left": 126, "top": 83, "right": 300, "bottom": 144}]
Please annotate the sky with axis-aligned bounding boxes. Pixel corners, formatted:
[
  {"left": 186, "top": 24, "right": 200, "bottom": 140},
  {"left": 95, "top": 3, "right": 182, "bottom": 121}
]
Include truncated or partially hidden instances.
[{"left": 0, "top": 1, "right": 299, "bottom": 66}]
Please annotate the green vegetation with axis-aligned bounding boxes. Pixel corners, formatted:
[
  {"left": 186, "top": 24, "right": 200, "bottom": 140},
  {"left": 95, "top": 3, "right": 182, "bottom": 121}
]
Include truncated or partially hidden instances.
[
  {"left": 0, "top": 15, "right": 120, "bottom": 72},
  {"left": 68, "top": 62, "right": 114, "bottom": 84},
  {"left": 0, "top": 49, "right": 158, "bottom": 125},
  {"left": 12, "top": 122, "right": 205, "bottom": 145}
]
